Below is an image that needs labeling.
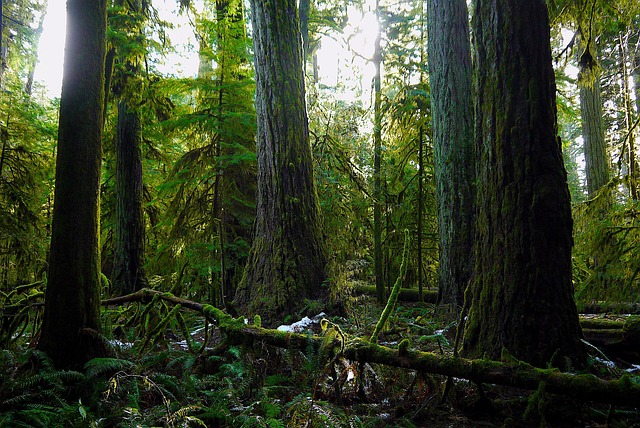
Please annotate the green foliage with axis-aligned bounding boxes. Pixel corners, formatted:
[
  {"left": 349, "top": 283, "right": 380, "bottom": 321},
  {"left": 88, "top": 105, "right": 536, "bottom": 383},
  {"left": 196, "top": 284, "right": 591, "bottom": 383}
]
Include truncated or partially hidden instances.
[
  {"left": 0, "top": 349, "right": 90, "bottom": 427},
  {"left": 370, "top": 229, "right": 410, "bottom": 342},
  {"left": 0, "top": 85, "right": 57, "bottom": 290},
  {"left": 573, "top": 188, "right": 640, "bottom": 302}
]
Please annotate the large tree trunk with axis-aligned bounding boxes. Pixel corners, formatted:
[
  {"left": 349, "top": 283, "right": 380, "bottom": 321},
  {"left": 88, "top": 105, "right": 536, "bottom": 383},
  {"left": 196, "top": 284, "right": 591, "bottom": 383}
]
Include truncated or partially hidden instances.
[
  {"left": 426, "top": 0, "right": 474, "bottom": 309},
  {"left": 234, "top": 0, "right": 327, "bottom": 325},
  {"left": 580, "top": 80, "right": 609, "bottom": 197},
  {"left": 38, "top": 0, "right": 107, "bottom": 369},
  {"left": 462, "top": 0, "right": 585, "bottom": 368},
  {"left": 113, "top": 99, "right": 147, "bottom": 295},
  {"left": 578, "top": 38, "right": 609, "bottom": 199}
]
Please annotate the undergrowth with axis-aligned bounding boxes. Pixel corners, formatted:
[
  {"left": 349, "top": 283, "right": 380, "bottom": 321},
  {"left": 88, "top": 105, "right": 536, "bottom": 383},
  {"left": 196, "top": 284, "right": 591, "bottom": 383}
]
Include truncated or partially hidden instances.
[{"left": 1, "top": 288, "right": 640, "bottom": 427}]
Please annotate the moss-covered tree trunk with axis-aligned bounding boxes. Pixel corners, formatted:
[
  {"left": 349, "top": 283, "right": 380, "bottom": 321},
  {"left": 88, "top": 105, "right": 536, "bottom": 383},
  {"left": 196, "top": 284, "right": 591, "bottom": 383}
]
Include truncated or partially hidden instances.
[
  {"left": 580, "top": 81, "right": 609, "bottom": 197},
  {"left": 426, "top": 0, "right": 474, "bottom": 308},
  {"left": 111, "top": 0, "right": 147, "bottom": 296},
  {"left": 113, "top": 99, "right": 147, "bottom": 295},
  {"left": 461, "top": 0, "right": 585, "bottom": 368},
  {"left": 234, "top": 0, "right": 327, "bottom": 324},
  {"left": 578, "top": 38, "right": 609, "bottom": 198},
  {"left": 37, "top": 0, "right": 107, "bottom": 369}
]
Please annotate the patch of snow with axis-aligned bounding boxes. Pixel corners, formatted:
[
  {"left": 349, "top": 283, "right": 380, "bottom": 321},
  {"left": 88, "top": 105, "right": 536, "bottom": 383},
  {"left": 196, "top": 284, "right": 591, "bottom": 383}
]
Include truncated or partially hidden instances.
[
  {"left": 109, "top": 340, "right": 133, "bottom": 349},
  {"left": 593, "top": 357, "right": 617, "bottom": 369},
  {"left": 626, "top": 364, "right": 640, "bottom": 373},
  {"left": 276, "top": 313, "right": 327, "bottom": 333}
]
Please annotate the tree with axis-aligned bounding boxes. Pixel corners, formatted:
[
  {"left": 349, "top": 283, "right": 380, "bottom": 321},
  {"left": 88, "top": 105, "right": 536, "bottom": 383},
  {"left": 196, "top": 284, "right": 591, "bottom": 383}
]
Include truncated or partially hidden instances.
[
  {"left": 579, "top": 59, "right": 609, "bottom": 198},
  {"left": 461, "top": 0, "right": 585, "bottom": 367},
  {"left": 234, "top": 0, "right": 328, "bottom": 324},
  {"left": 113, "top": 99, "right": 147, "bottom": 295},
  {"left": 110, "top": 0, "right": 148, "bottom": 296},
  {"left": 37, "top": 0, "right": 107, "bottom": 369},
  {"left": 426, "top": 0, "right": 474, "bottom": 308}
]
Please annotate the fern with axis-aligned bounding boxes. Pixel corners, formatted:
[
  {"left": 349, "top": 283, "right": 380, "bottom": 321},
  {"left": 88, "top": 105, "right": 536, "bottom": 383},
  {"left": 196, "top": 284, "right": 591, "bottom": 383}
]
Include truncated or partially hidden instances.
[{"left": 84, "top": 357, "right": 135, "bottom": 379}]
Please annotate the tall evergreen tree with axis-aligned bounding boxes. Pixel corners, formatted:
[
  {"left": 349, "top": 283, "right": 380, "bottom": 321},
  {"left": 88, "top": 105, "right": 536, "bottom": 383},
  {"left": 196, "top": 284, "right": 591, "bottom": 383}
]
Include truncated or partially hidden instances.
[
  {"left": 426, "top": 0, "right": 474, "bottom": 308},
  {"left": 234, "top": 0, "right": 328, "bottom": 324},
  {"left": 38, "top": 0, "right": 107, "bottom": 369},
  {"left": 113, "top": 98, "right": 147, "bottom": 295},
  {"left": 111, "top": 0, "right": 148, "bottom": 296},
  {"left": 462, "top": 0, "right": 585, "bottom": 367}
]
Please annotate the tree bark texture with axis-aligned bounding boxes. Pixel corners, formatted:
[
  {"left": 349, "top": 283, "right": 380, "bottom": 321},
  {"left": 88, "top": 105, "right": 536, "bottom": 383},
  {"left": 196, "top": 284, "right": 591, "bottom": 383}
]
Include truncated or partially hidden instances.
[
  {"left": 234, "top": 0, "right": 327, "bottom": 324},
  {"left": 462, "top": 0, "right": 585, "bottom": 368},
  {"left": 113, "top": 99, "right": 147, "bottom": 296},
  {"left": 426, "top": 0, "right": 475, "bottom": 308},
  {"left": 38, "top": 0, "right": 107, "bottom": 369},
  {"left": 580, "top": 81, "right": 609, "bottom": 197}
]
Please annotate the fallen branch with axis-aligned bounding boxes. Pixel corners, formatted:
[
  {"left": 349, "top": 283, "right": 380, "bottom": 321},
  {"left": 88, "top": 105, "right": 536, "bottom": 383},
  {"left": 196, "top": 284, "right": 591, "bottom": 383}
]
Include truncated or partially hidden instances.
[
  {"left": 104, "top": 288, "right": 640, "bottom": 408},
  {"left": 353, "top": 284, "right": 438, "bottom": 303},
  {"left": 576, "top": 301, "right": 640, "bottom": 315}
]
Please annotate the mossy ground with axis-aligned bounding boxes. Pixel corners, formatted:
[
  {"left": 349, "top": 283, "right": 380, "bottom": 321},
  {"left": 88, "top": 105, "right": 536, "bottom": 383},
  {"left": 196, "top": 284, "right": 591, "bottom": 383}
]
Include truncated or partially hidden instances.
[{"left": 2, "top": 291, "right": 640, "bottom": 427}]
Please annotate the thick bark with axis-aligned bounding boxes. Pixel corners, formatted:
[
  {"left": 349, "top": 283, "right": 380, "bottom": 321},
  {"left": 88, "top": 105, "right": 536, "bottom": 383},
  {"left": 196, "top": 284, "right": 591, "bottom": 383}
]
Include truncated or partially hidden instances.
[
  {"left": 37, "top": 0, "right": 107, "bottom": 369},
  {"left": 462, "top": 0, "right": 585, "bottom": 368},
  {"left": 113, "top": 99, "right": 147, "bottom": 296},
  {"left": 579, "top": 77, "right": 609, "bottom": 197},
  {"left": 426, "top": 0, "right": 474, "bottom": 308},
  {"left": 235, "top": 0, "right": 327, "bottom": 324}
]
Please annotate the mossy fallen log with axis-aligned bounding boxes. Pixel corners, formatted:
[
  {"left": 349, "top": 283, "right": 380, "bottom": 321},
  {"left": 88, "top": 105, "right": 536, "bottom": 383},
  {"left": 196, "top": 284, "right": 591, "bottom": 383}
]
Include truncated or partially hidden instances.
[
  {"left": 105, "top": 289, "right": 640, "bottom": 408},
  {"left": 353, "top": 284, "right": 438, "bottom": 303},
  {"left": 222, "top": 324, "right": 640, "bottom": 408},
  {"left": 579, "top": 316, "right": 640, "bottom": 354},
  {"left": 576, "top": 301, "right": 640, "bottom": 315}
]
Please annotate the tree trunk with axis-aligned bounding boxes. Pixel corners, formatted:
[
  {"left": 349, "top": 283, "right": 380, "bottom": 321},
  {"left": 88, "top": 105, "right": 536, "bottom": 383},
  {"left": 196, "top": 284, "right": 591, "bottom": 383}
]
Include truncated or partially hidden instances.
[
  {"left": 24, "top": 3, "right": 47, "bottom": 96},
  {"left": 113, "top": 99, "right": 147, "bottom": 295},
  {"left": 426, "top": 0, "right": 474, "bottom": 309},
  {"left": 580, "top": 82, "right": 609, "bottom": 197},
  {"left": 578, "top": 42, "right": 609, "bottom": 198},
  {"left": 620, "top": 32, "right": 638, "bottom": 200},
  {"left": 37, "top": 0, "right": 107, "bottom": 370},
  {"left": 462, "top": 0, "right": 585, "bottom": 368},
  {"left": 234, "top": 0, "right": 327, "bottom": 325}
]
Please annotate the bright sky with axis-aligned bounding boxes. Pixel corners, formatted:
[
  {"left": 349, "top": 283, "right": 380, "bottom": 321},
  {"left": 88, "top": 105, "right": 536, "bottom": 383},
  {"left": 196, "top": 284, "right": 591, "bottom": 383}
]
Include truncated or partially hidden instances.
[
  {"left": 34, "top": 1, "right": 377, "bottom": 102},
  {"left": 34, "top": 0, "right": 199, "bottom": 98}
]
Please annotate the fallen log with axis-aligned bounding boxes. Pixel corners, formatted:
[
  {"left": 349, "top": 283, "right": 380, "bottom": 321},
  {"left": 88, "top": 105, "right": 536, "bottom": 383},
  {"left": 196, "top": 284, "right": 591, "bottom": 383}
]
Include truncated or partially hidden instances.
[
  {"left": 576, "top": 301, "right": 640, "bottom": 315},
  {"left": 353, "top": 284, "right": 438, "bottom": 303},
  {"left": 222, "top": 325, "right": 640, "bottom": 408},
  {"left": 104, "top": 288, "right": 640, "bottom": 408},
  {"left": 580, "top": 317, "right": 640, "bottom": 355}
]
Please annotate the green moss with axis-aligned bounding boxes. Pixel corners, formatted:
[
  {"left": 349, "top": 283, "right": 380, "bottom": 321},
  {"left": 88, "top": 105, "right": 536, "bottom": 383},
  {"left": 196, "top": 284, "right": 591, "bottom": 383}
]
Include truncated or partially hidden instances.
[{"left": 370, "top": 229, "right": 410, "bottom": 343}]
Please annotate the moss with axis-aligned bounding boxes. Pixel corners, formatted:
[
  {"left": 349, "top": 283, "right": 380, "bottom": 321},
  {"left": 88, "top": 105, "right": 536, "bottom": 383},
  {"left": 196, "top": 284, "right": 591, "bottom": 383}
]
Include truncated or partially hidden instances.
[{"left": 370, "top": 229, "right": 410, "bottom": 343}]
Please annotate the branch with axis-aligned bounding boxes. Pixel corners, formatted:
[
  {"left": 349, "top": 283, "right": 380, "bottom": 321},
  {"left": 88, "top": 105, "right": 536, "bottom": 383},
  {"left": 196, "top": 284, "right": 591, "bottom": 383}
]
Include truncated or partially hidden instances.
[{"left": 102, "top": 288, "right": 640, "bottom": 408}]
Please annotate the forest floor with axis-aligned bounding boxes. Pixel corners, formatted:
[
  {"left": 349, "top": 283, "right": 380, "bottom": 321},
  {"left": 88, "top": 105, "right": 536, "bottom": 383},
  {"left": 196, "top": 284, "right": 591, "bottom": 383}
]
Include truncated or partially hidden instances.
[{"left": 2, "top": 288, "right": 640, "bottom": 427}]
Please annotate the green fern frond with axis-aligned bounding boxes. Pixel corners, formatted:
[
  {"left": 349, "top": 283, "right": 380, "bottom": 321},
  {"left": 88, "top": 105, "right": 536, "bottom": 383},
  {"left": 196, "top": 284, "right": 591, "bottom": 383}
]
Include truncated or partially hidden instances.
[
  {"left": 150, "top": 372, "right": 180, "bottom": 401},
  {"left": 84, "top": 357, "right": 135, "bottom": 379}
]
